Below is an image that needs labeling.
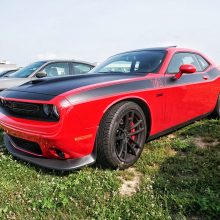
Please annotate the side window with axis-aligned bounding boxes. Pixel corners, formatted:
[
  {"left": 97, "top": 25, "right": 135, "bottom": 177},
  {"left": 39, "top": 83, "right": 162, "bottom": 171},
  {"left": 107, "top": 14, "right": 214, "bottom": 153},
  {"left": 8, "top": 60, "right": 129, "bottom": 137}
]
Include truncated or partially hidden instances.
[
  {"left": 167, "top": 53, "right": 202, "bottom": 73},
  {"left": 196, "top": 55, "right": 209, "bottom": 71},
  {"left": 40, "top": 62, "right": 69, "bottom": 77},
  {"left": 73, "top": 63, "right": 93, "bottom": 74}
]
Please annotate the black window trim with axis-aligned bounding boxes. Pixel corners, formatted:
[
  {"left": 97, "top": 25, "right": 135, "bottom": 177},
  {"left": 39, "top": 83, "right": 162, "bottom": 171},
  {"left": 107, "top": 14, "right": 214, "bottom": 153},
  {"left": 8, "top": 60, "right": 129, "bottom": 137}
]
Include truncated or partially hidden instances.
[{"left": 166, "top": 51, "right": 210, "bottom": 74}]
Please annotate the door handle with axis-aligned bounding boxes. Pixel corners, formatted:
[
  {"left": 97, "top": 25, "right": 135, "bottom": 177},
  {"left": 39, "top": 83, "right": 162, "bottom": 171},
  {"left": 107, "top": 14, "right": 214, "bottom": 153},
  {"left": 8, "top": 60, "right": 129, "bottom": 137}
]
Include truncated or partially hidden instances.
[
  {"left": 156, "top": 93, "right": 163, "bottom": 97},
  {"left": 203, "top": 76, "right": 209, "bottom": 80}
]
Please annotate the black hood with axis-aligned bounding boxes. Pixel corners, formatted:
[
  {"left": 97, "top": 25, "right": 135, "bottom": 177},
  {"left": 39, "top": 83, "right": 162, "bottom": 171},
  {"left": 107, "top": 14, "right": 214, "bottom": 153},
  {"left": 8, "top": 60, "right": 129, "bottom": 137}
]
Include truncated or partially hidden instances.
[{"left": 0, "top": 73, "right": 145, "bottom": 101}]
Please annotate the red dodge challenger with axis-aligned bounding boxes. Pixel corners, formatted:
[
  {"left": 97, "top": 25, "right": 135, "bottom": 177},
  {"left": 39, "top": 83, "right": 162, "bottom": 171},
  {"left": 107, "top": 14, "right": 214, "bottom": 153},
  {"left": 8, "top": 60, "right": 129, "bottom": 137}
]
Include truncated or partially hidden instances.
[{"left": 0, "top": 46, "right": 219, "bottom": 170}]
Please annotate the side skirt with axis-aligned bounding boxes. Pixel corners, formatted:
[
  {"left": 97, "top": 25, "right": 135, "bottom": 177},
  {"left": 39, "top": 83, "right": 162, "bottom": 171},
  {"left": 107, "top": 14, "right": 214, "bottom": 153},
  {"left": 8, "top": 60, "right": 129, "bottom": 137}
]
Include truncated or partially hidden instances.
[{"left": 147, "top": 112, "right": 212, "bottom": 142}]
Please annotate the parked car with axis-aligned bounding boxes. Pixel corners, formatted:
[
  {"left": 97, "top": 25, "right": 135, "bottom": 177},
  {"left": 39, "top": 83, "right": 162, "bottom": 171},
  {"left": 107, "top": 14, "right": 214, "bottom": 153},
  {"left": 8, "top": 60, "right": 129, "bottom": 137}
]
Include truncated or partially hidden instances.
[
  {"left": 0, "top": 60, "right": 95, "bottom": 91},
  {"left": 0, "top": 46, "right": 219, "bottom": 170},
  {"left": 0, "top": 69, "right": 19, "bottom": 77}
]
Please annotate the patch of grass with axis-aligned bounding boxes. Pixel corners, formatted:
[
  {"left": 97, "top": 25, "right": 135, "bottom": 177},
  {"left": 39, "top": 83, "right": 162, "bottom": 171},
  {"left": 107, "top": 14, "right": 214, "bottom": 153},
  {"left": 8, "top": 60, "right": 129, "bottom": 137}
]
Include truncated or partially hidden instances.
[{"left": 0, "top": 119, "right": 220, "bottom": 219}]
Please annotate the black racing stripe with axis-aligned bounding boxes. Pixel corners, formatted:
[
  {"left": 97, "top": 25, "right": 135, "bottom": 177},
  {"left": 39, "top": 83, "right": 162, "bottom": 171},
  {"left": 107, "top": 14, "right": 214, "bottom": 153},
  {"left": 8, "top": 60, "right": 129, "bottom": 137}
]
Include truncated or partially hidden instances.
[
  {"left": 0, "top": 90, "right": 54, "bottom": 101},
  {"left": 68, "top": 68, "right": 220, "bottom": 104},
  {"left": 0, "top": 73, "right": 145, "bottom": 101},
  {"left": 68, "top": 80, "right": 154, "bottom": 103},
  {"left": 209, "top": 68, "right": 220, "bottom": 78},
  {"left": 4, "top": 73, "right": 145, "bottom": 98}
]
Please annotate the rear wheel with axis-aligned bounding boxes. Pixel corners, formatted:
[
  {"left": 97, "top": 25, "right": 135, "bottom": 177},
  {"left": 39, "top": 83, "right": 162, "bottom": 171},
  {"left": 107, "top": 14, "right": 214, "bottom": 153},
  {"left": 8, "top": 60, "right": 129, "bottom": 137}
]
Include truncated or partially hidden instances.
[
  {"left": 213, "top": 95, "right": 220, "bottom": 117},
  {"left": 96, "top": 101, "right": 147, "bottom": 169}
]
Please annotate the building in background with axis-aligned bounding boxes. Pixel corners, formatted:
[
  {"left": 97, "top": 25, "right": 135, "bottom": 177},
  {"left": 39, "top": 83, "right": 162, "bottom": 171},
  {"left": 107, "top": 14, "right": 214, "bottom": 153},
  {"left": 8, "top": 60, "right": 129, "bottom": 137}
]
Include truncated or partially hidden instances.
[{"left": 0, "top": 60, "right": 17, "bottom": 71}]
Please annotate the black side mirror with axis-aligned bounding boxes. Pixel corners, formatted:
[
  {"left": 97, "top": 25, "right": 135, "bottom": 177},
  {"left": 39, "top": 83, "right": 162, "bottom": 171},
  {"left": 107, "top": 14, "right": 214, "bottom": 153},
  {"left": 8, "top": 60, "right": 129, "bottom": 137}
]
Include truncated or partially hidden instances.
[{"left": 35, "top": 71, "right": 47, "bottom": 78}]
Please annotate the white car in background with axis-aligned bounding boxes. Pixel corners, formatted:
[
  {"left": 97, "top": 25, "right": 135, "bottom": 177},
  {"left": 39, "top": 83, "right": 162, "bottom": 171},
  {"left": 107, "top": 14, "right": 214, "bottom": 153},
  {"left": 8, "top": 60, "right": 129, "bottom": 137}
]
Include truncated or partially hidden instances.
[
  {"left": 0, "top": 69, "right": 19, "bottom": 78},
  {"left": 0, "top": 60, "right": 95, "bottom": 91}
]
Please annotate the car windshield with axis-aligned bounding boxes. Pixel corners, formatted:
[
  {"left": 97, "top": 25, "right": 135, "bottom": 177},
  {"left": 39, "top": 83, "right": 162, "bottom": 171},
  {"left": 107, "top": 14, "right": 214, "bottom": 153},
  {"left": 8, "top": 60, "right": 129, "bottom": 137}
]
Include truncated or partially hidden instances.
[
  {"left": 0, "top": 69, "right": 18, "bottom": 77},
  {"left": 0, "top": 70, "right": 7, "bottom": 77},
  {"left": 9, "top": 61, "right": 46, "bottom": 78},
  {"left": 90, "top": 50, "right": 166, "bottom": 74}
]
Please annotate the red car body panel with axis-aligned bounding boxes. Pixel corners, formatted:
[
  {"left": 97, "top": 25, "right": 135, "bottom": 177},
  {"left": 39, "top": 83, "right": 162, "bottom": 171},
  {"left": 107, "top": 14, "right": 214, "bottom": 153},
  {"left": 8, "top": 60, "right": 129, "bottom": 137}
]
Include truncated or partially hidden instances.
[{"left": 0, "top": 47, "right": 219, "bottom": 170}]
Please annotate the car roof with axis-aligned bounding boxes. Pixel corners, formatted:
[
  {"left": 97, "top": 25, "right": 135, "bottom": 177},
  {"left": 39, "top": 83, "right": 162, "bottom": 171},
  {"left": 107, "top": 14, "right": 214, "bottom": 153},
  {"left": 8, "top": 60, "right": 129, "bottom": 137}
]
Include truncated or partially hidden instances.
[
  {"left": 113, "top": 46, "right": 208, "bottom": 57},
  {"left": 113, "top": 46, "right": 177, "bottom": 56}
]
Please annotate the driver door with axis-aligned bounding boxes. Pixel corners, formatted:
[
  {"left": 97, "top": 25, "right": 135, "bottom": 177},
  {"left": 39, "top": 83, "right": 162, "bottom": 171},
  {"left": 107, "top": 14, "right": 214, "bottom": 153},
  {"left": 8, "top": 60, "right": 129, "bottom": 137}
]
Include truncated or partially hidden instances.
[{"left": 163, "top": 52, "right": 214, "bottom": 128}]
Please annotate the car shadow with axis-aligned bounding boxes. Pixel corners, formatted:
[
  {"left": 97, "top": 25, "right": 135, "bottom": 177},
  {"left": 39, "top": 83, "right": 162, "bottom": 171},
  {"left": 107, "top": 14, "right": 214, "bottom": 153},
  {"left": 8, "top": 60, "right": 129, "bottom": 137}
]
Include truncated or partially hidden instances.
[{"left": 152, "top": 120, "right": 220, "bottom": 219}]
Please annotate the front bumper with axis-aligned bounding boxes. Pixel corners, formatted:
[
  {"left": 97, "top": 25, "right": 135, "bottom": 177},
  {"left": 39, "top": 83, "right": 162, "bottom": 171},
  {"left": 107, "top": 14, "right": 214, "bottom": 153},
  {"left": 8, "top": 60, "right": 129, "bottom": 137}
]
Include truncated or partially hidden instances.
[{"left": 4, "top": 133, "right": 96, "bottom": 171}]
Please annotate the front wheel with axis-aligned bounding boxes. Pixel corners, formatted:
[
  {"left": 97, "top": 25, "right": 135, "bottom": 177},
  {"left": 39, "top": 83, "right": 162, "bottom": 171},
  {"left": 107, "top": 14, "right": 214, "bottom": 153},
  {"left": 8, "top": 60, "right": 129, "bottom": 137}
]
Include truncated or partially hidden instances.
[{"left": 96, "top": 101, "right": 147, "bottom": 169}]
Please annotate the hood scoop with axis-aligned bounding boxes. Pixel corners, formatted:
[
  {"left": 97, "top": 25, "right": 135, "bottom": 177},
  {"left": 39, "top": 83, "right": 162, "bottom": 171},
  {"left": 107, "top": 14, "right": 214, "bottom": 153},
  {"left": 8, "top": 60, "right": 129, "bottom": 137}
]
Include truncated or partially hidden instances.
[{"left": 30, "top": 79, "right": 45, "bottom": 84}]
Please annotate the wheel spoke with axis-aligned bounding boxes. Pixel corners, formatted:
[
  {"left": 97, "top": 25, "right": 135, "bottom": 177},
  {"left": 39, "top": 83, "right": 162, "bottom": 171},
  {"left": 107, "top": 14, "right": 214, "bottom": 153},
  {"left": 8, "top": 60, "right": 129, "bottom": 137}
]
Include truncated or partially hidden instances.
[
  {"left": 128, "top": 137, "right": 141, "bottom": 148},
  {"left": 116, "top": 135, "right": 124, "bottom": 140},
  {"left": 127, "top": 142, "right": 137, "bottom": 156},
  {"left": 129, "top": 119, "right": 143, "bottom": 131},
  {"left": 118, "top": 139, "right": 126, "bottom": 158},
  {"left": 124, "top": 113, "right": 130, "bottom": 128},
  {"left": 130, "top": 111, "right": 135, "bottom": 122},
  {"left": 118, "top": 139, "right": 128, "bottom": 162},
  {"left": 123, "top": 142, "right": 128, "bottom": 162},
  {"left": 124, "top": 111, "right": 134, "bottom": 128},
  {"left": 128, "top": 127, "right": 144, "bottom": 136},
  {"left": 118, "top": 128, "right": 124, "bottom": 132}
]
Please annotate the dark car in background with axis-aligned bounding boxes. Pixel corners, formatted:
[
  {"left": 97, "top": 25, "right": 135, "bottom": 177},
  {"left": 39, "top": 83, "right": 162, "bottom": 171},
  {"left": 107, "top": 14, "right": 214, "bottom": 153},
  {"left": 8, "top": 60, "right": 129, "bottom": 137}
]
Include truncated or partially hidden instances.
[{"left": 0, "top": 60, "right": 95, "bottom": 91}]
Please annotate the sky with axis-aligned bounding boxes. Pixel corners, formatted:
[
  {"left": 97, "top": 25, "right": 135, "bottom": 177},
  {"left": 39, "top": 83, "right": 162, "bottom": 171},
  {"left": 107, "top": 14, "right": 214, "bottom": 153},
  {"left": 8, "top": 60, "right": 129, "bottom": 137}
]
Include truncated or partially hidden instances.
[{"left": 0, "top": 0, "right": 220, "bottom": 66}]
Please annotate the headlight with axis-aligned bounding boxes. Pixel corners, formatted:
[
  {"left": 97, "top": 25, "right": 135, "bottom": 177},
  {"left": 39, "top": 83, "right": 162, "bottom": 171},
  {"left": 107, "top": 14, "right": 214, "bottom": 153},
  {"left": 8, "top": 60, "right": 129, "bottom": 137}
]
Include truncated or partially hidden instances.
[
  {"left": 43, "top": 104, "right": 50, "bottom": 116},
  {"left": 52, "top": 105, "right": 60, "bottom": 119},
  {"left": 43, "top": 104, "right": 60, "bottom": 119},
  {"left": 0, "top": 98, "right": 5, "bottom": 106}
]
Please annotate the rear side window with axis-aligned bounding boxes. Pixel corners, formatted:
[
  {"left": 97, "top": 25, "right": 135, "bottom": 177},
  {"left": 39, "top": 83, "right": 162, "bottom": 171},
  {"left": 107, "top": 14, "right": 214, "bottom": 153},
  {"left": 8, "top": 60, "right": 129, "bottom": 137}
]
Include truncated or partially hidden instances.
[
  {"left": 73, "top": 63, "right": 93, "bottom": 74},
  {"left": 196, "top": 55, "right": 209, "bottom": 71},
  {"left": 167, "top": 53, "right": 202, "bottom": 73}
]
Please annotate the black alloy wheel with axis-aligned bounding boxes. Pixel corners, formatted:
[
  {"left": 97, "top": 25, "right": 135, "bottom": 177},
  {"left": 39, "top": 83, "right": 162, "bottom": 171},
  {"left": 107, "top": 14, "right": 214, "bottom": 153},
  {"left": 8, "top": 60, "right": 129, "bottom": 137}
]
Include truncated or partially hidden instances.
[{"left": 97, "top": 101, "right": 147, "bottom": 169}]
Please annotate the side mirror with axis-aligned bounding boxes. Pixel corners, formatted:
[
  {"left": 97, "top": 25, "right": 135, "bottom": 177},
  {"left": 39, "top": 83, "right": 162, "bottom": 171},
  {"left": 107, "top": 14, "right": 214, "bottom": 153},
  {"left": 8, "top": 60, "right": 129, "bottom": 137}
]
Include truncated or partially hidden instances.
[
  {"left": 35, "top": 71, "right": 47, "bottom": 78},
  {"left": 174, "top": 64, "right": 196, "bottom": 79}
]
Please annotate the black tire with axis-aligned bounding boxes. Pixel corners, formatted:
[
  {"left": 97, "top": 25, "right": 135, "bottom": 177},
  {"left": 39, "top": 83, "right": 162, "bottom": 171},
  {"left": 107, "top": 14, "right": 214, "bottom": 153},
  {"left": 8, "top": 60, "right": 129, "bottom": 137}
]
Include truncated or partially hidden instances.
[
  {"left": 96, "top": 101, "right": 147, "bottom": 169},
  {"left": 213, "top": 95, "right": 220, "bottom": 117}
]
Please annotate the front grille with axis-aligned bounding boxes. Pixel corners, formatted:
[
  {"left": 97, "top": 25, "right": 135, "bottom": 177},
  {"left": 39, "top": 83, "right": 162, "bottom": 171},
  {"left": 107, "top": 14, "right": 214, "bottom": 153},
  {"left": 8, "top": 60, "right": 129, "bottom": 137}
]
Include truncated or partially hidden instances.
[
  {"left": 4, "top": 100, "right": 41, "bottom": 115},
  {"left": 0, "top": 99, "right": 59, "bottom": 121},
  {"left": 9, "top": 135, "right": 42, "bottom": 155}
]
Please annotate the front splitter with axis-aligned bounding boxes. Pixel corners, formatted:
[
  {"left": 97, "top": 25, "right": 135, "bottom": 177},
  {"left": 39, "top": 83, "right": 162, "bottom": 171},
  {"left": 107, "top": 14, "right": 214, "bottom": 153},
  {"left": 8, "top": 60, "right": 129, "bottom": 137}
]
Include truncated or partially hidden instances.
[{"left": 3, "top": 133, "right": 96, "bottom": 171}]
